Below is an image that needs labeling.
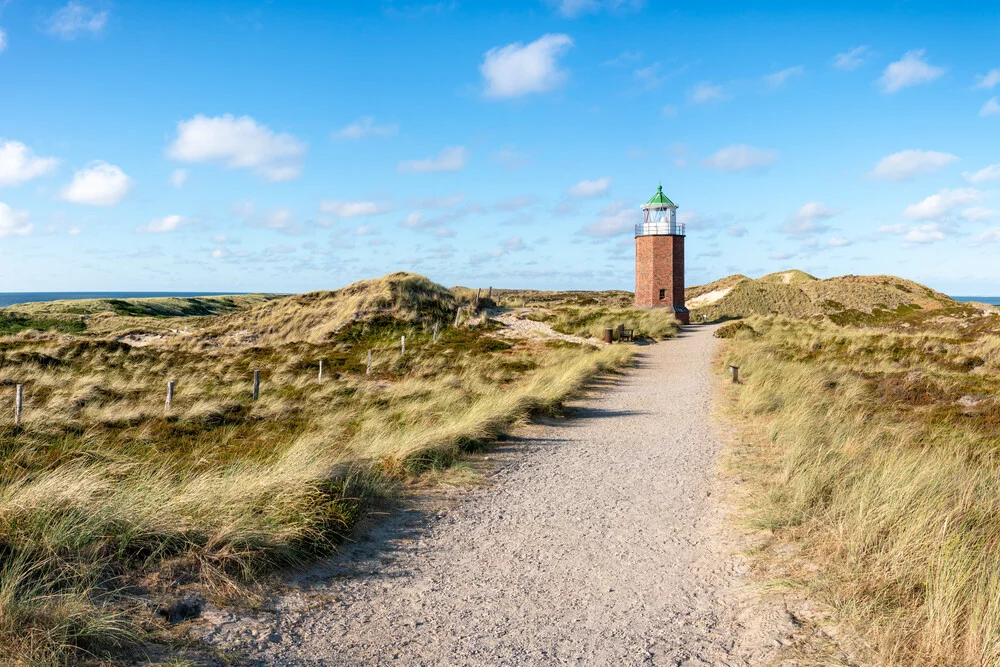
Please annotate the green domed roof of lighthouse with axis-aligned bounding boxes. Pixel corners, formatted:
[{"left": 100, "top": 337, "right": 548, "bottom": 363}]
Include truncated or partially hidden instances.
[{"left": 643, "top": 184, "right": 676, "bottom": 208}]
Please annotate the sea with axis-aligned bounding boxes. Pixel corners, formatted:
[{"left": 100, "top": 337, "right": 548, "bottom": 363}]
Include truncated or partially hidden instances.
[
  {"left": 0, "top": 292, "right": 240, "bottom": 308},
  {"left": 953, "top": 297, "right": 1000, "bottom": 306}
]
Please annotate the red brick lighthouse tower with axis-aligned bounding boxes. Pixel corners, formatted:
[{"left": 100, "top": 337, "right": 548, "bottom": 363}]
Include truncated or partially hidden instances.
[{"left": 635, "top": 185, "right": 689, "bottom": 323}]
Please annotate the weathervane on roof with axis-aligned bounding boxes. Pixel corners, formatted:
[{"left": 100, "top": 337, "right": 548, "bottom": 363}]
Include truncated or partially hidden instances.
[{"left": 634, "top": 185, "right": 689, "bottom": 324}]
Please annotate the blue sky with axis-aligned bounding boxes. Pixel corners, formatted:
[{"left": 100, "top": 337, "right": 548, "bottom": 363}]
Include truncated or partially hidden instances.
[{"left": 1, "top": 1, "right": 999, "bottom": 295}]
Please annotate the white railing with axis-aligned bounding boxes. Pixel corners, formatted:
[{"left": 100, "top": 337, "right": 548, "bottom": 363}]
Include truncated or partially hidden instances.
[{"left": 635, "top": 221, "right": 686, "bottom": 237}]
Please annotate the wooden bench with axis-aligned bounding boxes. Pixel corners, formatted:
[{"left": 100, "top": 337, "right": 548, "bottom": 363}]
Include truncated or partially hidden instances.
[{"left": 620, "top": 329, "right": 634, "bottom": 342}]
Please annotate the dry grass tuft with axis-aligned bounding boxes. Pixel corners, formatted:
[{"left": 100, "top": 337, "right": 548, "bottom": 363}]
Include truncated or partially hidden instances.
[
  {"left": 0, "top": 272, "right": 637, "bottom": 664},
  {"left": 721, "top": 315, "right": 1000, "bottom": 665}
]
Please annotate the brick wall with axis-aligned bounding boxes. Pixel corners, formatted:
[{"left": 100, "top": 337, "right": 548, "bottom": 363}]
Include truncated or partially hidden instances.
[{"left": 634, "top": 234, "right": 689, "bottom": 323}]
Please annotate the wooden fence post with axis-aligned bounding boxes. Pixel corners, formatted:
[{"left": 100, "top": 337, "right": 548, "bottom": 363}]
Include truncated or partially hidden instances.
[
  {"left": 318, "top": 360, "right": 324, "bottom": 382},
  {"left": 454, "top": 307, "right": 462, "bottom": 327},
  {"left": 401, "top": 335, "right": 406, "bottom": 355},
  {"left": 474, "top": 288, "right": 482, "bottom": 311},
  {"left": 366, "top": 350, "right": 372, "bottom": 375},
  {"left": 166, "top": 380, "right": 175, "bottom": 410},
  {"left": 487, "top": 286, "right": 493, "bottom": 300},
  {"left": 14, "top": 384, "right": 22, "bottom": 429},
  {"left": 729, "top": 365, "right": 740, "bottom": 384},
  {"left": 253, "top": 370, "right": 261, "bottom": 401},
  {"left": 433, "top": 322, "right": 439, "bottom": 343}
]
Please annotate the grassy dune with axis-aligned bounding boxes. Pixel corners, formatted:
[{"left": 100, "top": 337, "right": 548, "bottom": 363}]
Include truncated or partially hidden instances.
[
  {"left": 1, "top": 294, "right": 279, "bottom": 338},
  {"left": 687, "top": 270, "right": 956, "bottom": 324},
  {"left": 719, "top": 315, "right": 1000, "bottom": 665},
  {"left": 0, "top": 272, "right": 652, "bottom": 665}
]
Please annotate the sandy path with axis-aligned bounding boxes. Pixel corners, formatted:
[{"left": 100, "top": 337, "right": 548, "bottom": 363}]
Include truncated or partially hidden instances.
[{"left": 198, "top": 325, "right": 793, "bottom": 665}]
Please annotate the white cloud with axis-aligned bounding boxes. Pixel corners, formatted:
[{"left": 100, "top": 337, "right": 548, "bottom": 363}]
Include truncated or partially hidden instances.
[
  {"left": 833, "top": 46, "right": 868, "bottom": 71},
  {"left": 0, "top": 140, "right": 60, "bottom": 187},
  {"left": 231, "top": 200, "right": 255, "bottom": 217},
  {"left": 579, "top": 199, "right": 637, "bottom": 237},
  {"left": 688, "top": 81, "right": 726, "bottom": 104},
  {"left": 60, "top": 161, "right": 131, "bottom": 206},
  {"left": 633, "top": 62, "right": 665, "bottom": 89},
  {"left": 319, "top": 200, "right": 392, "bottom": 217},
  {"left": 397, "top": 146, "right": 468, "bottom": 173},
  {"left": 45, "top": 2, "right": 108, "bottom": 39},
  {"left": 548, "top": 0, "right": 641, "bottom": 18},
  {"left": 877, "top": 49, "right": 945, "bottom": 93},
  {"left": 782, "top": 201, "right": 841, "bottom": 235},
  {"left": 905, "top": 223, "right": 945, "bottom": 244},
  {"left": 416, "top": 194, "right": 465, "bottom": 208},
  {"left": 878, "top": 223, "right": 907, "bottom": 234},
  {"left": 68, "top": 226, "right": 81, "bottom": 235},
  {"left": 496, "top": 195, "right": 537, "bottom": 211},
  {"left": 827, "top": 237, "right": 851, "bottom": 247},
  {"left": 470, "top": 235, "right": 528, "bottom": 264},
  {"left": 335, "top": 116, "right": 399, "bottom": 140},
  {"left": 567, "top": 177, "right": 612, "bottom": 198},
  {"left": 770, "top": 251, "right": 796, "bottom": 261},
  {"left": 237, "top": 205, "right": 300, "bottom": 234},
  {"left": 727, "top": 224, "right": 748, "bottom": 237},
  {"left": 139, "top": 215, "right": 188, "bottom": 234},
  {"left": 603, "top": 50, "right": 641, "bottom": 66},
  {"left": 964, "top": 163, "right": 1000, "bottom": 184},
  {"left": 254, "top": 208, "right": 295, "bottom": 230},
  {"left": 702, "top": 144, "right": 777, "bottom": 172},
  {"left": 481, "top": 34, "right": 573, "bottom": 99},
  {"left": 869, "top": 149, "right": 959, "bottom": 181},
  {"left": 211, "top": 247, "right": 230, "bottom": 259},
  {"left": 0, "top": 28, "right": 7, "bottom": 53},
  {"left": 167, "top": 114, "right": 307, "bottom": 182},
  {"left": 975, "top": 69, "right": 1000, "bottom": 90},
  {"left": 354, "top": 225, "right": 378, "bottom": 236},
  {"left": 492, "top": 145, "right": 530, "bottom": 170},
  {"left": 980, "top": 97, "right": 1000, "bottom": 117},
  {"left": 904, "top": 188, "right": 982, "bottom": 221},
  {"left": 0, "top": 202, "right": 32, "bottom": 238},
  {"left": 169, "top": 168, "right": 188, "bottom": 188},
  {"left": 764, "top": 66, "right": 804, "bottom": 88},
  {"left": 976, "top": 228, "right": 1000, "bottom": 243},
  {"left": 961, "top": 206, "right": 998, "bottom": 222},
  {"left": 502, "top": 236, "right": 524, "bottom": 251},
  {"left": 402, "top": 212, "right": 424, "bottom": 228}
]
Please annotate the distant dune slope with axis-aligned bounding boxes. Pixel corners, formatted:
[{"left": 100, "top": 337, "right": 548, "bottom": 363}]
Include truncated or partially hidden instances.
[
  {"left": 686, "top": 270, "right": 958, "bottom": 325},
  {"left": 208, "top": 272, "right": 459, "bottom": 346}
]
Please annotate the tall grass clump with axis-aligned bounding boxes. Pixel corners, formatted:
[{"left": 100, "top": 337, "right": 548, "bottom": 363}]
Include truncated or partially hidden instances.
[
  {"left": 0, "top": 272, "right": 634, "bottom": 663},
  {"left": 533, "top": 306, "right": 680, "bottom": 340},
  {"left": 721, "top": 315, "right": 1000, "bottom": 665}
]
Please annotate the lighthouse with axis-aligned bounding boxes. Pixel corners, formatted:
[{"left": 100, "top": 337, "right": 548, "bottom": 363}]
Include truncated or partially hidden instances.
[{"left": 634, "top": 185, "right": 689, "bottom": 324}]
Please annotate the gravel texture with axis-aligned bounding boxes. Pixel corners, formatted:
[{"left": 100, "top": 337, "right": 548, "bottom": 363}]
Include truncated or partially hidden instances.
[{"left": 196, "top": 324, "right": 797, "bottom": 665}]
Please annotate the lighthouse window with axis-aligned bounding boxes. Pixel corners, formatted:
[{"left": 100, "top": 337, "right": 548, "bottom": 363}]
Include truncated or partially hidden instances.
[{"left": 659, "top": 289, "right": 666, "bottom": 300}]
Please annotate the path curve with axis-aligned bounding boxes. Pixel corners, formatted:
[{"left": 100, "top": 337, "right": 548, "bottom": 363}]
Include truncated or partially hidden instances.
[{"left": 198, "top": 325, "right": 795, "bottom": 665}]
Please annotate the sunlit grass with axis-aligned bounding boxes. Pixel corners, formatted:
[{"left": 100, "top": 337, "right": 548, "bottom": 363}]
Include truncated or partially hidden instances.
[
  {"left": 0, "top": 272, "right": 640, "bottom": 664},
  {"left": 721, "top": 315, "right": 1000, "bottom": 665}
]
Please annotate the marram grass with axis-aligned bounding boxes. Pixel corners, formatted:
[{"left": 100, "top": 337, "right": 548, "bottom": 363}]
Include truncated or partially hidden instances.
[
  {"left": 0, "top": 272, "right": 642, "bottom": 665},
  {"left": 721, "top": 315, "right": 1000, "bottom": 666}
]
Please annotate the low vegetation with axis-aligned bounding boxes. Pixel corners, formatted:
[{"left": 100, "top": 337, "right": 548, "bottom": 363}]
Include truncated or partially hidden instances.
[
  {"left": 488, "top": 288, "right": 679, "bottom": 341},
  {"left": 687, "top": 269, "right": 955, "bottom": 323},
  {"left": 0, "top": 272, "right": 649, "bottom": 665},
  {"left": 719, "top": 313, "right": 1000, "bottom": 665},
  {"left": 534, "top": 305, "right": 681, "bottom": 340}
]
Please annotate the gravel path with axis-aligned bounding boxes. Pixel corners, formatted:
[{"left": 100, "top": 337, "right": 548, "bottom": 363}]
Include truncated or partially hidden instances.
[
  {"left": 489, "top": 310, "right": 599, "bottom": 346},
  {"left": 197, "top": 325, "right": 796, "bottom": 665}
]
